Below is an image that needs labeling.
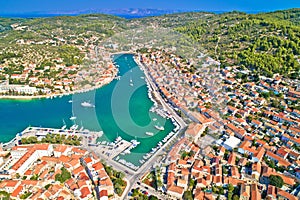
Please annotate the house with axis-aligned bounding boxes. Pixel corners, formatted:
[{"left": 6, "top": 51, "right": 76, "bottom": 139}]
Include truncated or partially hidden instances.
[
  {"left": 240, "top": 184, "right": 250, "bottom": 200},
  {"left": 252, "top": 147, "right": 265, "bottom": 162},
  {"left": 185, "top": 123, "right": 205, "bottom": 142},
  {"left": 251, "top": 162, "right": 261, "bottom": 180},
  {"left": 167, "top": 185, "right": 184, "bottom": 199},
  {"left": 265, "top": 151, "right": 292, "bottom": 168},
  {"left": 251, "top": 183, "right": 261, "bottom": 200}
]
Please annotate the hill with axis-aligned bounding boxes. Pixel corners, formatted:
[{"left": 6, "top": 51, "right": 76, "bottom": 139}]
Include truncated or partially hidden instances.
[{"left": 175, "top": 9, "right": 300, "bottom": 78}]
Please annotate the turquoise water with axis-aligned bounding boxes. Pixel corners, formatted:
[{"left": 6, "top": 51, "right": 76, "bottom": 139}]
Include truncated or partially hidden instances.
[{"left": 0, "top": 54, "right": 174, "bottom": 165}]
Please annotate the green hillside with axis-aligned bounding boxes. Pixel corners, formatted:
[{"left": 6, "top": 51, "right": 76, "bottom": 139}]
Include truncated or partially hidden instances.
[{"left": 175, "top": 9, "right": 300, "bottom": 78}]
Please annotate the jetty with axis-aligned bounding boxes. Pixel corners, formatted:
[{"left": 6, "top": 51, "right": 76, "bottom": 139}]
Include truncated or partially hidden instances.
[{"left": 15, "top": 126, "right": 103, "bottom": 146}]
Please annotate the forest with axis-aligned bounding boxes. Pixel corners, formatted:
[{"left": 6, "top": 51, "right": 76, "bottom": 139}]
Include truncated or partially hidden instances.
[{"left": 0, "top": 9, "right": 299, "bottom": 78}]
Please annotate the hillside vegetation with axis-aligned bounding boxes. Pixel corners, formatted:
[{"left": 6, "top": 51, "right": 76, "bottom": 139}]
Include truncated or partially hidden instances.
[
  {"left": 0, "top": 9, "right": 299, "bottom": 78},
  {"left": 175, "top": 9, "right": 300, "bottom": 78}
]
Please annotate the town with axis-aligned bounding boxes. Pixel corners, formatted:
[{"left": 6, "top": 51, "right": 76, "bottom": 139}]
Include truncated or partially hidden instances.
[
  {"left": 0, "top": 8, "right": 299, "bottom": 200},
  {"left": 0, "top": 22, "right": 118, "bottom": 98},
  {"left": 130, "top": 49, "right": 300, "bottom": 199}
]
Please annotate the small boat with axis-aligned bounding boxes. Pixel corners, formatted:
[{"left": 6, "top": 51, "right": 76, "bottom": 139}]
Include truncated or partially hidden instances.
[
  {"left": 139, "top": 159, "right": 145, "bottom": 164},
  {"left": 129, "top": 77, "right": 134, "bottom": 86},
  {"left": 115, "top": 136, "right": 122, "bottom": 143},
  {"left": 131, "top": 139, "right": 140, "bottom": 147},
  {"left": 68, "top": 100, "right": 73, "bottom": 103},
  {"left": 124, "top": 149, "right": 131, "bottom": 154},
  {"left": 145, "top": 132, "right": 154, "bottom": 136},
  {"left": 81, "top": 101, "right": 95, "bottom": 108},
  {"left": 154, "top": 125, "right": 164, "bottom": 131},
  {"left": 70, "top": 124, "right": 78, "bottom": 130},
  {"left": 153, "top": 118, "right": 157, "bottom": 121},
  {"left": 70, "top": 116, "right": 77, "bottom": 120}
]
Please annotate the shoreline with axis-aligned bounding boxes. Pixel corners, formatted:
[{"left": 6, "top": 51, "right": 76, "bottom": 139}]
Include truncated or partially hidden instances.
[
  {"left": 1, "top": 52, "right": 186, "bottom": 174},
  {"left": 0, "top": 52, "right": 134, "bottom": 101},
  {"left": 0, "top": 68, "right": 118, "bottom": 101}
]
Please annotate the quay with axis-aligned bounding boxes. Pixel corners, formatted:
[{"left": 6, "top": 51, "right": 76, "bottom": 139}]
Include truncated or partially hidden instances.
[
  {"left": 96, "top": 137, "right": 132, "bottom": 159},
  {"left": 2, "top": 126, "right": 103, "bottom": 149}
]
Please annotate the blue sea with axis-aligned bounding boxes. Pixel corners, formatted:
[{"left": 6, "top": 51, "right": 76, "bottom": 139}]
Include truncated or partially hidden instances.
[{"left": 0, "top": 54, "right": 174, "bottom": 166}]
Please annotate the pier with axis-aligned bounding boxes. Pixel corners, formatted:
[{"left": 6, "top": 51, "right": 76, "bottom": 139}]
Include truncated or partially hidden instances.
[{"left": 16, "top": 126, "right": 103, "bottom": 146}]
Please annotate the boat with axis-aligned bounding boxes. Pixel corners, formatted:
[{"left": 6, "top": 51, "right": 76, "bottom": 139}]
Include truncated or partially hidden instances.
[
  {"left": 130, "top": 139, "right": 140, "bottom": 147},
  {"left": 139, "top": 159, "right": 145, "bottom": 164},
  {"left": 129, "top": 77, "right": 133, "bottom": 86},
  {"left": 70, "top": 116, "right": 77, "bottom": 120},
  {"left": 68, "top": 100, "right": 73, "bottom": 103},
  {"left": 81, "top": 101, "right": 95, "bottom": 108},
  {"left": 115, "top": 136, "right": 122, "bottom": 143},
  {"left": 70, "top": 124, "right": 78, "bottom": 130},
  {"left": 154, "top": 125, "right": 165, "bottom": 131},
  {"left": 145, "top": 132, "right": 154, "bottom": 136},
  {"left": 124, "top": 149, "right": 131, "bottom": 154},
  {"left": 153, "top": 118, "right": 157, "bottom": 121}
]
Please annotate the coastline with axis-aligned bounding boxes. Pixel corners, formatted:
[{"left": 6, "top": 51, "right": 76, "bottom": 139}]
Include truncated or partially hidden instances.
[
  {"left": 0, "top": 52, "right": 136, "bottom": 101},
  {"left": 0, "top": 67, "right": 119, "bottom": 100},
  {"left": 1, "top": 53, "right": 186, "bottom": 173},
  {"left": 0, "top": 52, "right": 137, "bottom": 100}
]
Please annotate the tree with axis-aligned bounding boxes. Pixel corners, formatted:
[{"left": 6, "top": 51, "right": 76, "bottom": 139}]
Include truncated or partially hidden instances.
[
  {"left": 0, "top": 190, "right": 10, "bottom": 200},
  {"left": 55, "top": 167, "right": 71, "bottom": 183},
  {"left": 115, "top": 187, "right": 123, "bottom": 196},
  {"left": 149, "top": 195, "right": 158, "bottom": 200},
  {"left": 183, "top": 191, "right": 193, "bottom": 200},
  {"left": 233, "top": 194, "right": 240, "bottom": 200},
  {"left": 269, "top": 175, "right": 284, "bottom": 188},
  {"left": 227, "top": 183, "right": 234, "bottom": 200}
]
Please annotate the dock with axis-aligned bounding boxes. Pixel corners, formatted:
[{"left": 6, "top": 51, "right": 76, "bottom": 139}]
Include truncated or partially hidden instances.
[
  {"left": 96, "top": 137, "right": 132, "bottom": 159},
  {"left": 16, "top": 126, "right": 103, "bottom": 146}
]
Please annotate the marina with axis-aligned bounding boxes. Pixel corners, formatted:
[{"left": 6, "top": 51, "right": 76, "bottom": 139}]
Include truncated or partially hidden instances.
[{"left": 0, "top": 54, "right": 181, "bottom": 169}]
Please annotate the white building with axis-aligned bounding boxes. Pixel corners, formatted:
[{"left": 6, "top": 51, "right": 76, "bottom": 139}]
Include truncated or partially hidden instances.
[
  {"left": 223, "top": 136, "right": 241, "bottom": 151},
  {"left": 9, "top": 144, "right": 53, "bottom": 175}
]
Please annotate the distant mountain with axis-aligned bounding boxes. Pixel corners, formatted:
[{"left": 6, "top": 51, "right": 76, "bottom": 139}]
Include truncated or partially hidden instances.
[
  {"left": 87, "top": 8, "right": 186, "bottom": 17},
  {"left": 0, "top": 8, "right": 188, "bottom": 18}
]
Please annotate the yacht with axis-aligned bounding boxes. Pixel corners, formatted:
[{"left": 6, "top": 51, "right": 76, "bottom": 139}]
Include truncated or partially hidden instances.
[
  {"left": 145, "top": 132, "right": 154, "bottom": 136},
  {"left": 154, "top": 125, "right": 165, "bottom": 131},
  {"left": 70, "top": 116, "right": 77, "bottom": 120},
  {"left": 81, "top": 101, "right": 95, "bottom": 108},
  {"left": 131, "top": 139, "right": 140, "bottom": 147}
]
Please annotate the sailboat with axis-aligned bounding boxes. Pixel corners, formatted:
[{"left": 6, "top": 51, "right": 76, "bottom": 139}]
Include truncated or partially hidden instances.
[
  {"left": 70, "top": 109, "right": 76, "bottom": 121},
  {"left": 130, "top": 77, "right": 134, "bottom": 86},
  {"left": 61, "top": 119, "right": 67, "bottom": 130},
  {"left": 79, "top": 121, "right": 84, "bottom": 131}
]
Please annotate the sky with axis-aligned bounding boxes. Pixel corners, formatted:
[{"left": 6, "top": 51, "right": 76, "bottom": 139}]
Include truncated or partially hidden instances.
[{"left": 0, "top": 0, "right": 299, "bottom": 14}]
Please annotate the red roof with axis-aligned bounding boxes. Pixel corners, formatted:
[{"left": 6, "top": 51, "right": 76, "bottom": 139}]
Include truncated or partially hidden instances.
[
  {"left": 99, "top": 190, "right": 108, "bottom": 197},
  {"left": 80, "top": 187, "right": 91, "bottom": 198}
]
